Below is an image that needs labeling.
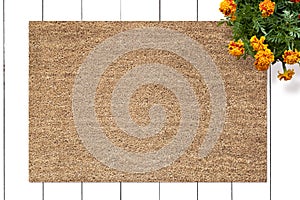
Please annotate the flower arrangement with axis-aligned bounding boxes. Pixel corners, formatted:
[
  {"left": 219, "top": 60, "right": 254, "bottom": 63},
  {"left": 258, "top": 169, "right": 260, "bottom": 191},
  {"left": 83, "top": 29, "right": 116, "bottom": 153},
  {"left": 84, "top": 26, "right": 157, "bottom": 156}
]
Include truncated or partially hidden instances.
[{"left": 219, "top": 0, "right": 300, "bottom": 81}]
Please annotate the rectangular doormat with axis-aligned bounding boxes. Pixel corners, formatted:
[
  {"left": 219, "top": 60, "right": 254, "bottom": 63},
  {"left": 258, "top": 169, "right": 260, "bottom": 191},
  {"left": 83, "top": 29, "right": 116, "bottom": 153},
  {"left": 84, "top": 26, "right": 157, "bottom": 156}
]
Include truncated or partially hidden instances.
[{"left": 29, "top": 22, "right": 267, "bottom": 182}]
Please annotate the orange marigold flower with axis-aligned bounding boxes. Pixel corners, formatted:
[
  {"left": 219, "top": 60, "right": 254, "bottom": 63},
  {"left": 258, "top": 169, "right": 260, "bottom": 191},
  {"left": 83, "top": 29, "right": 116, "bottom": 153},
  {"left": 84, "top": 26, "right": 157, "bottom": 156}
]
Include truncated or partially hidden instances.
[
  {"left": 282, "top": 49, "right": 300, "bottom": 64},
  {"left": 277, "top": 69, "right": 295, "bottom": 81},
  {"left": 231, "top": 15, "right": 237, "bottom": 21},
  {"left": 254, "top": 48, "right": 275, "bottom": 71},
  {"left": 228, "top": 40, "right": 245, "bottom": 56},
  {"left": 259, "top": 0, "right": 275, "bottom": 18},
  {"left": 290, "top": 0, "right": 300, "bottom": 3},
  {"left": 219, "top": 0, "right": 237, "bottom": 17},
  {"left": 250, "top": 36, "right": 268, "bottom": 51}
]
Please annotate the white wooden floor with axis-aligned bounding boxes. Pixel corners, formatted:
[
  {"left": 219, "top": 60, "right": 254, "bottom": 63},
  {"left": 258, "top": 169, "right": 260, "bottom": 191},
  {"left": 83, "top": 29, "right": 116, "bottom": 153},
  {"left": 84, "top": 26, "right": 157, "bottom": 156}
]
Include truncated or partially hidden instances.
[{"left": 1, "top": 0, "right": 300, "bottom": 199}]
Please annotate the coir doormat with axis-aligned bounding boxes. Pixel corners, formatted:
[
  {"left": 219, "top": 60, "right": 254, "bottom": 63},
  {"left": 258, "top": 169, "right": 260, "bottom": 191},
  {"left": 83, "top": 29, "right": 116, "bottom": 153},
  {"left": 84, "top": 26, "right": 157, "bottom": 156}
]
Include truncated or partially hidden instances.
[{"left": 29, "top": 22, "right": 267, "bottom": 182}]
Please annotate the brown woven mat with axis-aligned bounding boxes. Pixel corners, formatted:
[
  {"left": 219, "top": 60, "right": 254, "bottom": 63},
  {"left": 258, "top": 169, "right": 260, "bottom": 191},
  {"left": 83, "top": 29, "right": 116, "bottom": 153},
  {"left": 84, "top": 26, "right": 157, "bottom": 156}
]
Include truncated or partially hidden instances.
[{"left": 29, "top": 22, "right": 267, "bottom": 182}]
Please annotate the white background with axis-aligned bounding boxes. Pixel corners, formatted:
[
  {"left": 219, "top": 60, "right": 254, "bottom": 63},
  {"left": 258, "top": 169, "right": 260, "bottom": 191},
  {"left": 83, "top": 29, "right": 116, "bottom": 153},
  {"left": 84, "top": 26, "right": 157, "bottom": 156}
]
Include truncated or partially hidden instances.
[{"left": 1, "top": 0, "right": 300, "bottom": 199}]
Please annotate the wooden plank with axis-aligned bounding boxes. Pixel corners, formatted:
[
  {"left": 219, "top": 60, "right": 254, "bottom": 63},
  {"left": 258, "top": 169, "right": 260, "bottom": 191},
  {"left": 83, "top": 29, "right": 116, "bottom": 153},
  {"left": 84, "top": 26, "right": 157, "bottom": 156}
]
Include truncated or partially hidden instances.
[
  {"left": 161, "top": 183, "right": 196, "bottom": 200},
  {"left": 197, "top": 183, "right": 231, "bottom": 200},
  {"left": 121, "top": 0, "right": 159, "bottom": 21},
  {"left": 123, "top": 183, "right": 159, "bottom": 200},
  {"left": 198, "top": 0, "right": 224, "bottom": 21},
  {"left": 271, "top": 62, "right": 300, "bottom": 200},
  {"left": 5, "top": 0, "right": 43, "bottom": 199},
  {"left": 83, "top": 183, "right": 120, "bottom": 200},
  {"left": 82, "top": 0, "right": 120, "bottom": 21},
  {"left": 234, "top": 183, "right": 269, "bottom": 200},
  {"left": 44, "top": 0, "right": 81, "bottom": 20},
  {"left": 44, "top": 183, "right": 81, "bottom": 200},
  {"left": 161, "top": 0, "right": 196, "bottom": 21}
]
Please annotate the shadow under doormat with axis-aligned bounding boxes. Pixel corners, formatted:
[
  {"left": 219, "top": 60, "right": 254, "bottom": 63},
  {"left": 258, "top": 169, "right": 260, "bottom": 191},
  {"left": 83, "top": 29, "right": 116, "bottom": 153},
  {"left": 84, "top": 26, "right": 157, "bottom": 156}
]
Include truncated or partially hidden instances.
[{"left": 29, "top": 21, "right": 267, "bottom": 182}]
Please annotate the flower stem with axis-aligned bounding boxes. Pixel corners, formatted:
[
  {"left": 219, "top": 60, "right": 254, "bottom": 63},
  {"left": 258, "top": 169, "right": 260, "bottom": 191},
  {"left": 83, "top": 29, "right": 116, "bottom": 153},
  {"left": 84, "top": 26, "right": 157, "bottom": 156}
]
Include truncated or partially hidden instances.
[{"left": 282, "top": 62, "right": 287, "bottom": 72}]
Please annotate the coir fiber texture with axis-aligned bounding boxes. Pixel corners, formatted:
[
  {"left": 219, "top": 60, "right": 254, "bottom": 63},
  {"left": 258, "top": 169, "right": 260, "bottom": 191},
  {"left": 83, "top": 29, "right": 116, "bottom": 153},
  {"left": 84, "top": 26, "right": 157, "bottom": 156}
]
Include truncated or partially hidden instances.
[{"left": 29, "top": 22, "right": 267, "bottom": 182}]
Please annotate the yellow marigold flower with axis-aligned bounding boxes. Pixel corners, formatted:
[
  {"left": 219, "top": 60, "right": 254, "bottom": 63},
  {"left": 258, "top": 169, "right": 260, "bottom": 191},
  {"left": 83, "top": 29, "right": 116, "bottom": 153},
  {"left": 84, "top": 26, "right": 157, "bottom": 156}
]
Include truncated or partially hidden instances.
[
  {"left": 254, "top": 48, "right": 275, "bottom": 71},
  {"left": 250, "top": 36, "right": 268, "bottom": 51},
  {"left": 259, "top": 0, "right": 275, "bottom": 18},
  {"left": 228, "top": 40, "right": 245, "bottom": 56},
  {"left": 231, "top": 15, "right": 237, "bottom": 21},
  {"left": 282, "top": 49, "right": 300, "bottom": 65},
  {"left": 277, "top": 69, "right": 295, "bottom": 81},
  {"left": 219, "top": 0, "right": 237, "bottom": 17}
]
